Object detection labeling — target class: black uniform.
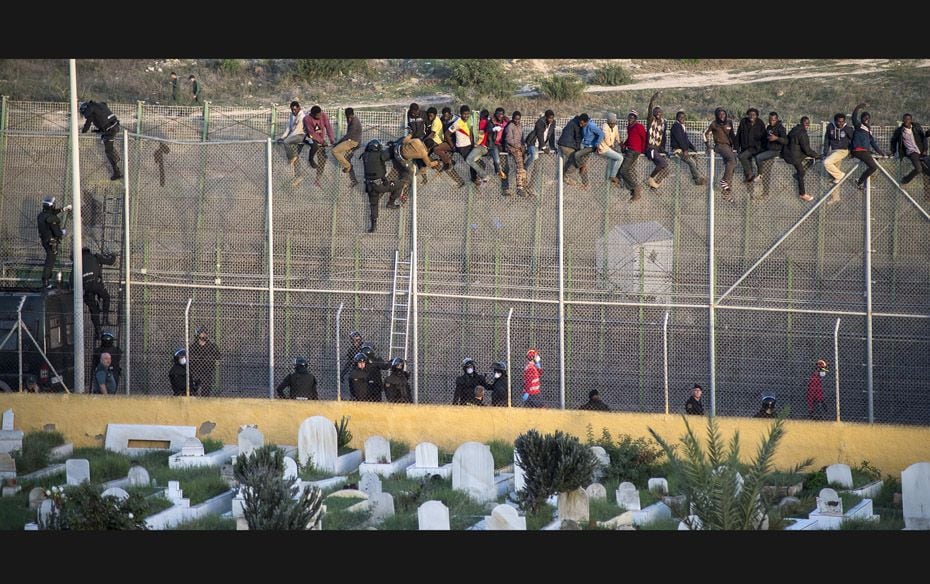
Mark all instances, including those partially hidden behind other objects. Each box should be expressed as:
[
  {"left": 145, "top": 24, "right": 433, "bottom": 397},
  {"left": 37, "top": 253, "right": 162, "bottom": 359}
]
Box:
[
  {"left": 453, "top": 371, "right": 489, "bottom": 405},
  {"left": 363, "top": 353, "right": 388, "bottom": 402},
  {"left": 72, "top": 248, "right": 116, "bottom": 337},
  {"left": 754, "top": 406, "right": 776, "bottom": 418},
  {"left": 80, "top": 101, "right": 122, "bottom": 179},
  {"left": 348, "top": 364, "right": 377, "bottom": 401},
  {"left": 579, "top": 398, "right": 611, "bottom": 411},
  {"left": 169, "top": 363, "right": 189, "bottom": 396},
  {"left": 91, "top": 338, "right": 122, "bottom": 387},
  {"left": 685, "top": 396, "right": 704, "bottom": 415},
  {"left": 340, "top": 340, "right": 365, "bottom": 381},
  {"left": 37, "top": 205, "right": 65, "bottom": 287},
  {"left": 276, "top": 369, "right": 318, "bottom": 400},
  {"left": 360, "top": 145, "right": 408, "bottom": 231},
  {"left": 188, "top": 340, "right": 221, "bottom": 397},
  {"left": 384, "top": 369, "right": 411, "bottom": 403},
  {"left": 489, "top": 373, "right": 508, "bottom": 407}
]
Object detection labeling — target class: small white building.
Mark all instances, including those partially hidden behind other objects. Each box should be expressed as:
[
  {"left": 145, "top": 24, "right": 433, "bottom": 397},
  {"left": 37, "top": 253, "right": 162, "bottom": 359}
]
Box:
[{"left": 595, "top": 221, "right": 674, "bottom": 304}]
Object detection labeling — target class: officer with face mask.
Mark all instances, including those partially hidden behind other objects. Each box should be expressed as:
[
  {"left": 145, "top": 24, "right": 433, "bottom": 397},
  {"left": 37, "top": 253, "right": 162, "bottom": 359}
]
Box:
[
  {"left": 276, "top": 357, "right": 318, "bottom": 400},
  {"left": 806, "top": 359, "right": 829, "bottom": 420},
  {"left": 348, "top": 352, "right": 373, "bottom": 402},
  {"left": 360, "top": 343, "right": 388, "bottom": 402},
  {"left": 453, "top": 358, "right": 488, "bottom": 405},
  {"left": 169, "top": 348, "right": 190, "bottom": 396},
  {"left": 37, "top": 195, "right": 71, "bottom": 289},
  {"left": 383, "top": 357, "right": 411, "bottom": 403},
  {"left": 489, "top": 361, "right": 508, "bottom": 407}
]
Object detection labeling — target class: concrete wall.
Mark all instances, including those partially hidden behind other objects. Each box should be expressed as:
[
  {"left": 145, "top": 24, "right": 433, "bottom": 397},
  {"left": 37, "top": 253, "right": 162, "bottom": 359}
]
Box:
[{"left": 2, "top": 393, "right": 928, "bottom": 476}]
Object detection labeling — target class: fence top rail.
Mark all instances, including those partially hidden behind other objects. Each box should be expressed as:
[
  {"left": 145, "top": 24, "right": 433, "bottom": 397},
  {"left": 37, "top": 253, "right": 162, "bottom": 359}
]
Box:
[{"left": 125, "top": 132, "right": 267, "bottom": 145}]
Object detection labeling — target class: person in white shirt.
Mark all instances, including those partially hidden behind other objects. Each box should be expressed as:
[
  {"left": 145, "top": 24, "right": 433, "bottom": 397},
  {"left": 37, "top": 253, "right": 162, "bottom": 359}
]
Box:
[{"left": 277, "top": 101, "right": 306, "bottom": 181}]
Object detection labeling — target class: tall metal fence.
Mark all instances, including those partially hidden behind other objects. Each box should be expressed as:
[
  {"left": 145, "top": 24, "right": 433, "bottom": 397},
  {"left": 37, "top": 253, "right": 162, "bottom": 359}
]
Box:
[{"left": 2, "top": 99, "right": 930, "bottom": 425}]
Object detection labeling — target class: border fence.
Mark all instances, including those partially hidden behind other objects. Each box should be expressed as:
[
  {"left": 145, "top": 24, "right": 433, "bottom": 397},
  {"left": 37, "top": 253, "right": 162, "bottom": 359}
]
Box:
[{"left": 2, "top": 98, "right": 929, "bottom": 425}]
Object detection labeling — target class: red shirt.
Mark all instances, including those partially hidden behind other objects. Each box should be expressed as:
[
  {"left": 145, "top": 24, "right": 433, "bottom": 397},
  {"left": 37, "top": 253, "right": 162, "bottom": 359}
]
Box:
[
  {"left": 523, "top": 361, "right": 541, "bottom": 395},
  {"left": 806, "top": 372, "right": 824, "bottom": 411},
  {"left": 624, "top": 122, "right": 647, "bottom": 154}
]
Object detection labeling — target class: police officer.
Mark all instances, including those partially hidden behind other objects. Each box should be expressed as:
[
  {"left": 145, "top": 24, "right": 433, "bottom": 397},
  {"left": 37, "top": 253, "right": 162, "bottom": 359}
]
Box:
[
  {"left": 275, "top": 357, "right": 319, "bottom": 400},
  {"left": 91, "top": 331, "right": 122, "bottom": 388},
  {"left": 383, "top": 357, "right": 411, "bottom": 403},
  {"left": 489, "top": 361, "right": 508, "bottom": 407},
  {"left": 360, "top": 343, "right": 387, "bottom": 402},
  {"left": 169, "top": 348, "right": 190, "bottom": 396},
  {"left": 359, "top": 139, "right": 407, "bottom": 233},
  {"left": 340, "top": 330, "right": 365, "bottom": 383},
  {"left": 754, "top": 392, "right": 777, "bottom": 418},
  {"left": 79, "top": 100, "right": 123, "bottom": 180},
  {"left": 348, "top": 352, "right": 374, "bottom": 402},
  {"left": 36, "top": 195, "right": 71, "bottom": 289},
  {"left": 453, "top": 358, "right": 488, "bottom": 405},
  {"left": 72, "top": 246, "right": 117, "bottom": 339}
]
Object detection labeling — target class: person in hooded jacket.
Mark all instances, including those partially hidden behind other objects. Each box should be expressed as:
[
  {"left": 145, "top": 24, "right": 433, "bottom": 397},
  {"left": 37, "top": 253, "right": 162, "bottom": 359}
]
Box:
[
  {"left": 383, "top": 357, "right": 411, "bottom": 403},
  {"left": 169, "top": 349, "right": 190, "bottom": 397},
  {"left": 275, "top": 357, "right": 318, "bottom": 400},
  {"left": 453, "top": 357, "right": 488, "bottom": 405}
]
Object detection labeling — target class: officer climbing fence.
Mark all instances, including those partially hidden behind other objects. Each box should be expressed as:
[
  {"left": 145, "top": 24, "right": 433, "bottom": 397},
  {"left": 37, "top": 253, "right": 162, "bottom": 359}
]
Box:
[{"left": 2, "top": 99, "right": 930, "bottom": 424}]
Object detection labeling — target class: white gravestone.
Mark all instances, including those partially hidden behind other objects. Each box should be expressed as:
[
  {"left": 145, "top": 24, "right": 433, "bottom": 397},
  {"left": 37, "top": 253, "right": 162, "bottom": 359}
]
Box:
[
  {"left": 415, "top": 442, "right": 439, "bottom": 468},
  {"left": 452, "top": 442, "right": 496, "bottom": 503},
  {"left": 167, "top": 481, "right": 184, "bottom": 504},
  {"left": 0, "top": 410, "right": 23, "bottom": 455},
  {"left": 370, "top": 492, "right": 395, "bottom": 523},
  {"left": 816, "top": 488, "right": 843, "bottom": 516},
  {"left": 485, "top": 504, "right": 526, "bottom": 530},
  {"left": 101, "top": 487, "right": 130, "bottom": 502},
  {"left": 590, "top": 446, "right": 610, "bottom": 480},
  {"left": 283, "top": 456, "right": 299, "bottom": 481},
  {"left": 616, "top": 482, "right": 641, "bottom": 511},
  {"left": 127, "top": 465, "right": 150, "bottom": 487},
  {"left": 364, "top": 436, "right": 391, "bottom": 464},
  {"left": 558, "top": 487, "right": 590, "bottom": 523},
  {"left": 180, "top": 437, "right": 205, "bottom": 457},
  {"left": 104, "top": 424, "right": 196, "bottom": 454},
  {"left": 359, "top": 472, "right": 383, "bottom": 499},
  {"left": 65, "top": 459, "right": 90, "bottom": 486},
  {"left": 28, "top": 487, "right": 46, "bottom": 510},
  {"left": 648, "top": 478, "right": 669, "bottom": 495},
  {"left": 418, "top": 500, "right": 451, "bottom": 530},
  {"left": 297, "top": 416, "right": 338, "bottom": 473},
  {"left": 585, "top": 483, "right": 607, "bottom": 501},
  {"left": 902, "top": 462, "right": 930, "bottom": 530},
  {"left": 238, "top": 426, "right": 264, "bottom": 458},
  {"left": 826, "top": 464, "right": 854, "bottom": 489},
  {"left": 0, "top": 453, "right": 15, "bottom": 480},
  {"left": 1, "top": 409, "right": 12, "bottom": 431}
]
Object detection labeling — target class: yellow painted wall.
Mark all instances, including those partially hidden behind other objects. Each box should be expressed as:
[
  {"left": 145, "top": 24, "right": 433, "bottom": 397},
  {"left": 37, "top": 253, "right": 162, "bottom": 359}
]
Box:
[{"left": 2, "top": 393, "right": 928, "bottom": 475}]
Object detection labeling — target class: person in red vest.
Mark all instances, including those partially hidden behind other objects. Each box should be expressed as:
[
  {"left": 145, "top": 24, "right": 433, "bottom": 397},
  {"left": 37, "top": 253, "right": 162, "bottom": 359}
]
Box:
[
  {"left": 806, "top": 359, "right": 829, "bottom": 420},
  {"left": 523, "top": 348, "right": 544, "bottom": 408}
]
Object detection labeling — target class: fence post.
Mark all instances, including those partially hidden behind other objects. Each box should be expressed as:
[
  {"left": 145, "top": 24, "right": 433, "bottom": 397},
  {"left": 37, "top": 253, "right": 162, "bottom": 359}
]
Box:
[
  {"left": 865, "top": 176, "right": 874, "bottom": 423},
  {"left": 506, "top": 307, "right": 514, "bottom": 408},
  {"left": 834, "top": 317, "right": 841, "bottom": 422},
  {"left": 411, "top": 171, "right": 419, "bottom": 404},
  {"left": 123, "top": 129, "right": 131, "bottom": 395},
  {"left": 135, "top": 100, "right": 144, "bottom": 134},
  {"left": 267, "top": 138, "right": 275, "bottom": 399},
  {"left": 708, "top": 146, "right": 717, "bottom": 417},
  {"left": 269, "top": 103, "right": 277, "bottom": 139},
  {"left": 17, "top": 296, "right": 24, "bottom": 392},
  {"left": 335, "top": 302, "right": 344, "bottom": 401},
  {"left": 663, "top": 311, "right": 670, "bottom": 415},
  {"left": 0, "top": 95, "right": 8, "bottom": 227},
  {"left": 69, "top": 60, "right": 85, "bottom": 394},
  {"left": 558, "top": 152, "right": 566, "bottom": 410},
  {"left": 202, "top": 101, "right": 210, "bottom": 142},
  {"left": 184, "top": 298, "right": 192, "bottom": 397}
]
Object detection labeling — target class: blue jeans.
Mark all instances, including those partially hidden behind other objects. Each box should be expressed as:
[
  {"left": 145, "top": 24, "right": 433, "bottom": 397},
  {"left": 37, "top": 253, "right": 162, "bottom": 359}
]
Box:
[{"left": 599, "top": 149, "right": 623, "bottom": 179}]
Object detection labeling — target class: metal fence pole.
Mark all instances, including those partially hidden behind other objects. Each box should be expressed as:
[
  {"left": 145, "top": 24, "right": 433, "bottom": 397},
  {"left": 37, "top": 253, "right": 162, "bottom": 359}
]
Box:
[
  {"left": 335, "top": 302, "right": 344, "bottom": 401},
  {"left": 834, "top": 317, "right": 841, "bottom": 422},
  {"left": 506, "top": 307, "right": 514, "bottom": 408},
  {"left": 123, "top": 129, "right": 131, "bottom": 395},
  {"left": 411, "top": 172, "right": 419, "bottom": 404},
  {"left": 663, "top": 311, "right": 670, "bottom": 415},
  {"left": 202, "top": 101, "right": 210, "bottom": 142},
  {"left": 17, "top": 297, "right": 24, "bottom": 391},
  {"left": 0, "top": 96, "right": 8, "bottom": 227},
  {"left": 865, "top": 176, "right": 874, "bottom": 423},
  {"left": 184, "top": 298, "right": 192, "bottom": 397},
  {"left": 267, "top": 138, "right": 275, "bottom": 399},
  {"left": 557, "top": 151, "right": 566, "bottom": 410},
  {"left": 69, "top": 59, "right": 85, "bottom": 394},
  {"left": 708, "top": 147, "right": 717, "bottom": 417}
]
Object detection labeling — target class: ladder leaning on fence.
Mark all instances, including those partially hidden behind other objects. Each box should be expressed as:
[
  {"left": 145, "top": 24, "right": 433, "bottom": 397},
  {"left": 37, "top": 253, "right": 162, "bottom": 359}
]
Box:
[{"left": 388, "top": 250, "right": 412, "bottom": 362}]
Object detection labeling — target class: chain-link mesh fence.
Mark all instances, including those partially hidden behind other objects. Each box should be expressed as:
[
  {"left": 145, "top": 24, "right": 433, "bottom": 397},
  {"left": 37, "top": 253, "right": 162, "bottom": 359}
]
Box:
[{"left": 3, "top": 98, "right": 930, "bottom": 424}]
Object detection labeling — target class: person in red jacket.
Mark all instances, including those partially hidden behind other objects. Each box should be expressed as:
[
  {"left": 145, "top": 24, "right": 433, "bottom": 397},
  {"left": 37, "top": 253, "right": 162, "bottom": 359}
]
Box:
[
  {"left": 806, "top": 359, "right": 829, "bottom": 420},
  {"left": 617, "top": 110, "right": 647, "bottom": 202},
  {"left": 523, "top": 348, "right": 544, "bottom": 408}
]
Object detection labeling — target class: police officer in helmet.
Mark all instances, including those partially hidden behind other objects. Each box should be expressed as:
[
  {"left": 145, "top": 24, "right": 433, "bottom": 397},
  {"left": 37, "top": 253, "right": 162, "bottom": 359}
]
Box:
[
  {"left": 383, "top": 357, "right": 411, "bottom": 403},
  {"left": 92, "top": 331, "right": 123, "bottom": 388},
  {"left": 72, "top": 246, "right": 117, "bottom": 339},
  {"left": 453, "top": 357, "right": 488, "bottom": 405},
  {"left": 276, "top": 357, "right": 319, "bottom": 400},
  {"left": 360, "top": 343, "right": 387, "bottom": 402},
  {"left": 36, "top": 195, "right": 71, "bottom": 289},
  {"left": 79, "top": 100, "right": 123, "bottom": 180},
  {"left": 348, "top": 352, "right": 373, "bottom": 401},
  {"left": 489, "top": 360, "right": 508, "bottom": 407},
  {"left": 169, "top": 348, "right": 190, "bottom": 397},
  {"left": 359, "top": 139, "right": 408, "bottom": 233},
  {"left": 754, "top": 391, "right": 777, "bottom": 418}
]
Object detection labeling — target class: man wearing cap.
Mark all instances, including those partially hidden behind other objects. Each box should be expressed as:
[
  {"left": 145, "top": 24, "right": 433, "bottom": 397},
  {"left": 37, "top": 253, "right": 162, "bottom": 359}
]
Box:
[
  {"left": 644, "top": 91, "right": 670, "bottom": 190},
  {"left": 523, "top": 348, "right": 544, "bottom": 408},
  {"left": 685, "top": 384, "right": 704, "bottom": 415},
  {"left": 579, "top": 389, "right": 610, "bottom": 411},
  {"left": 599, "top": 112, "right": 624, "bottom": 183},
  {"left": 618, "top": 109, "right": 647, "bottom": 201},
  {"left": 806, "top": 359, "right": 828, "bottom": 420},
  {"left": 188, "top": 327, "right": 221, "bottom": 397}
]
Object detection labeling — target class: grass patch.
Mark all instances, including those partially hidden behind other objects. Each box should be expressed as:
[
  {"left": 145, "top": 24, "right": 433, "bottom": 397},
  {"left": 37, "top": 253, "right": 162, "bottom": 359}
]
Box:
[
  {"left": 321, "top": 494, "right": 371, "bottom": 530},
  {"left": 377, "top": 512, "right": 418, "bottom": 531},
  {"left": 298, "top": 460, "right": 335, "bottom": 482},
  {"left": 639, "top": 488, "right": 660, "bottom": 508},
  {"left": 201, "top": 438, "right": 224, "bottom": 454},
  {"left": 146, "top": 465, "right": 229, "bottom": 506},
  {"left": 141, "top": 494, "right": 175, "bottom": 517},
  {"left": 171, "top": 514, "right": 236, "bottom": 530},
  {"left": 637, "top": 517, "right": 680, "bottom": 530},
  {"left": 487, "top": 439, "right": 513, "bottom": 470},
  {"left": 766, "top": 471, "right": 807, "bottom": 487},
  {"left": 840, "top": 514, "right": 904, "bottom": 530},
  {"left": 588, "top": 494, "right": 623, "bottom": 524},
  {"left": 389, "top": 439, "right": 409, "bottom": 462},
  {"left": 0, "top": 494, "right": 34, "bottom": 530},
  {"left": 839, "top": 492, "right": 864, "bottom": 511},
  {"left": 524, "top": 506, "right": 555, "bottom": 531},
  {"left": 11, "top": 430, "right": 66, "bottom": 475},
  {"left": 70, "top": 447, "right": 132, "bottom": 483},
  {"left": 437, "top": 448, "right": 454, "bottom": 466}
]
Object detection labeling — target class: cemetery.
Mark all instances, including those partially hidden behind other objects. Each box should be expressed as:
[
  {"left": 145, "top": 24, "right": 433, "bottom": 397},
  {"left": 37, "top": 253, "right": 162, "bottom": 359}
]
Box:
[{"left": 0, "top": 403, "right": 927, "bottom": 531}]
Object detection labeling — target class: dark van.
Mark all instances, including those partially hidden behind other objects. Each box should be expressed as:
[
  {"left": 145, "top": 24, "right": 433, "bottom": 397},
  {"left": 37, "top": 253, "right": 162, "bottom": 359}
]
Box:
[{"left": 0, "top": 289, "right": 74, "bottom": 392}]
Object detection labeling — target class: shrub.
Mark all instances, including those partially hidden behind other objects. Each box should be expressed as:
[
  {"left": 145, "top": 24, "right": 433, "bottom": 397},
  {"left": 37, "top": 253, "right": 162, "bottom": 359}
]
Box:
[
  {"left": 235, "top": 444, "right": 323, "bottom": 530},
  {"left": 514, "top": 430, "right": 598, "bottom": 514},
  {"left": 649, "top": 414, "right": 789, "bottom": 530},
  {"left": 293, "top": 59, "right": 369, "bottom": 81},
  {"left": 217, "top": 59, "right": 242, "bottom": 73},
  {"left": 335, "top": 416, "right": 353, "bottom": 451},
  {"left": 588, "top": 426, "right": 665, "bottom": 487},
  {"left": 201, "top": 437, "right": 224, "bottom": 454},
  {"left": 444, "top": 59, "right": 516, "bottom": 102},
  {"left": 592, "top": 64, "right": 632, "bottom": 86},
  {"left": 538, "top": 75, "right": 587, "bottom": 102},
  {"left": 41, "top": 483, "right": 149, "bottom": 530}
]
